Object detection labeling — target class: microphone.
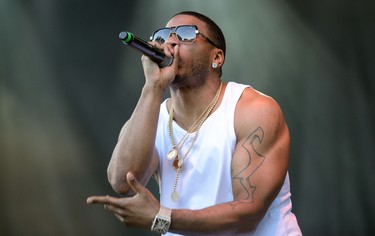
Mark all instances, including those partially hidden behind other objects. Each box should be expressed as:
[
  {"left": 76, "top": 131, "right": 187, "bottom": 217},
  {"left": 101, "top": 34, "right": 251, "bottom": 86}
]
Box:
[{"left": 119, "top": 31, "right": 173, "bottom": 68}]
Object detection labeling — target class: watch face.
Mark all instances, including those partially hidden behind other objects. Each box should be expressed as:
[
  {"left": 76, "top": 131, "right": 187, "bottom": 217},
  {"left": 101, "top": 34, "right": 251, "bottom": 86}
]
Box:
[
  {"left": 152, "top": 216, "right": 171, "bottom": 234},
  {"left": 155, "top": 218, "right": 168, "bottom": 233}
]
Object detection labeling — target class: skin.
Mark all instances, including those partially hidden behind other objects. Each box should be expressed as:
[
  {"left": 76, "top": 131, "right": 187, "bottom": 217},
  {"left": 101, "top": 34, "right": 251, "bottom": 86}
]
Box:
[{"left": 87, "top": 14, "right": 290, "bottom": 235}]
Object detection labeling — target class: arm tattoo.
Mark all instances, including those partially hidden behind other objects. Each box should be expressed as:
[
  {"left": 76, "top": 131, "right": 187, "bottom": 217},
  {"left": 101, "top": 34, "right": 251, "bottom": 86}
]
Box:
[{"left": 232, "top": 127, "right": 265, "bottom": 207}]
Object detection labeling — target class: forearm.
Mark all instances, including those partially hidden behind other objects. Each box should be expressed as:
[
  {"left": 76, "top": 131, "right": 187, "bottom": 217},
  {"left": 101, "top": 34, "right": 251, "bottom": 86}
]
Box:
[
  {"left": 108, "top": 83, "right": 164, "bottom": 194},
  {"left": 168, "top": 201, "right": 265, "bottom": 235}
]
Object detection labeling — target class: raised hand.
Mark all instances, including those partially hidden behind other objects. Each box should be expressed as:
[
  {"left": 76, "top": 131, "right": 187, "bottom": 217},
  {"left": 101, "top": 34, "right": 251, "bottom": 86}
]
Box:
[{"left": 87, "top": 172, "right": 160, "bottom": 230}]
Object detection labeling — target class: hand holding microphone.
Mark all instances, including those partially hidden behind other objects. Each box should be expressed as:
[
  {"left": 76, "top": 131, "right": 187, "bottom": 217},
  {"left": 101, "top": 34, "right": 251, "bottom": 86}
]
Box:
[{"left": 119, "top": 31, "right": 173, "bottom": 68}]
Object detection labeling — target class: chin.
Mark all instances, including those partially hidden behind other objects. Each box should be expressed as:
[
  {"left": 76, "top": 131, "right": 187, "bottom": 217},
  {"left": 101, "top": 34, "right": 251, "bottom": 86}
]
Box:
[{"left": 170, "top": 77, "right": 184, "bottom": 90}]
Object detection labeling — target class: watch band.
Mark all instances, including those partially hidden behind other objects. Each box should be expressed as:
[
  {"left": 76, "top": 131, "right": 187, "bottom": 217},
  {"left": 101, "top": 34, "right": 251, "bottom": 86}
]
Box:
[{"left": 151, "top": 206, "right": 172, "bottom": 234}]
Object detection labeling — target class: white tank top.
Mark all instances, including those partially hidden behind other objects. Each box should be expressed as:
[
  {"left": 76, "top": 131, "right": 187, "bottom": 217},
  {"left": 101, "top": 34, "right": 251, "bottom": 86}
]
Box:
[{"left": 155, "top": 82, "right": 301, "bottom": 235}]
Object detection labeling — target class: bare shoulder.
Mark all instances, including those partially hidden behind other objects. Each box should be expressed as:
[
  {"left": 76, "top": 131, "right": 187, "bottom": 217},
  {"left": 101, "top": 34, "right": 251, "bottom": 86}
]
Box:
[
  {"left": 234, "top": 87, "right": 288, "bottom": 155},
  {"left": 236, "top": 87, "right": 283, "bottom": 119}
]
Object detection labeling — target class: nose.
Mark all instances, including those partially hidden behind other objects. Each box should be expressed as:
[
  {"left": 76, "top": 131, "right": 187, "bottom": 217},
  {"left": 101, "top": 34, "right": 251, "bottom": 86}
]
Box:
[{"left": 165, "top": 32, "right": 179, "bottom": 46}]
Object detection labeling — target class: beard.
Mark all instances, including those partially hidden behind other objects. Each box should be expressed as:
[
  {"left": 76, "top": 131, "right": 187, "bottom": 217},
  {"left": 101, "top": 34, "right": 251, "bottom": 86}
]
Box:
[{"left": 170, "top": 55, "right": 210, "bottom": 90}]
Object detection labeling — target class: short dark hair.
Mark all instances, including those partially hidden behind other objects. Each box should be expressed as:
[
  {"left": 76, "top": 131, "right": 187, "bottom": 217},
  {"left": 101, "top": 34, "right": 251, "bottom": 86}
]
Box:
[{"left": 173, "top": 11, "right": 226, "bottom": 56}]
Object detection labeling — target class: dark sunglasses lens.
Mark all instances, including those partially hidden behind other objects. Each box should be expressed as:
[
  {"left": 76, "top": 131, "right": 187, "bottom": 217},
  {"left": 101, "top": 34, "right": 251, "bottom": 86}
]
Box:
[
  {"left": 152, "top": 29, "right": 171, "bottom": 43},
  {"left": 176, "top": 26, "right": 196, "bottom": 42}
]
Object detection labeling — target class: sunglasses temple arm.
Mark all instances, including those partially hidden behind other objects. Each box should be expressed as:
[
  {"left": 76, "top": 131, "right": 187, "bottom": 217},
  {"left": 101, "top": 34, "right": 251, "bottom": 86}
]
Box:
[{"left": 119, "top": 31, "right": 173, "bottom": 68}]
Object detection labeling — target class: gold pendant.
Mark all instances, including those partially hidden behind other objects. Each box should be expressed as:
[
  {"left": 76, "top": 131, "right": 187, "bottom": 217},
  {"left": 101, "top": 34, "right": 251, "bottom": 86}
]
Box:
[
  {"left": 178, "top": 159, "right": 183, "bottom": 168},
  {"left": 166, "top": 148, "right": 178, "bottom": 160},
  {"left": 173, "top": 159, "right": 180, "bottom": 170},
  {"left": 171, "top": 191, "right": 179, "bottom": 202}
]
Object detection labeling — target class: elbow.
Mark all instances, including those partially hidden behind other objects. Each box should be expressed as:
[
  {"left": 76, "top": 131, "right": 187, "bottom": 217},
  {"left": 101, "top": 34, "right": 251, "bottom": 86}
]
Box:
[
  {"left": 107, "top": 167, "right": 131, "bottom": 195},
  {"left": 109, "top": 178, "right": 130, "bottom": 195},
  {"left": 234, "top": 208, "right": 267, "bottom": 234},
  {"left": 234, "top": 218, "right": 262, "bottom": 234}
]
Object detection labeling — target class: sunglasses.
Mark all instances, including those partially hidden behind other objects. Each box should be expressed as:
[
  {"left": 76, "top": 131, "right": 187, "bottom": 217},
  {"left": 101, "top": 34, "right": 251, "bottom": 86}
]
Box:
[{"left": 150, "top": 25, "right": 220, "bottom": 49}]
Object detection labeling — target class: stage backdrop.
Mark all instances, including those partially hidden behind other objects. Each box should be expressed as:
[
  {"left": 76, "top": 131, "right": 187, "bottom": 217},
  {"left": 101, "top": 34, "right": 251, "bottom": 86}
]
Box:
[{"left": 1, "top": 0, "right": 374, "bottom": 235}]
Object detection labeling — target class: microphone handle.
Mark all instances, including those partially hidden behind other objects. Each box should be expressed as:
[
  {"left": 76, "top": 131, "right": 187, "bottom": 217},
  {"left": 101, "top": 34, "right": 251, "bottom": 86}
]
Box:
[{"left": 119, "top": 31, "right": 173, "bottom": 68}]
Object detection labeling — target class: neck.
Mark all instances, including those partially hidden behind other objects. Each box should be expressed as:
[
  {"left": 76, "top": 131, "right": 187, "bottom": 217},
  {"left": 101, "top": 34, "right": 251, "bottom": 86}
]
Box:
[{"left": 169, "top": 79, "right": 224, "bottom": 130}]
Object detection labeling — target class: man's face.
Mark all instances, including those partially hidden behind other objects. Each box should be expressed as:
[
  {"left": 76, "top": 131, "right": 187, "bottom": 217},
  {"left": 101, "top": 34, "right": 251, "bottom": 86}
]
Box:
[{"left": 164, "top": 15, "right": 214, "bottom": 89}]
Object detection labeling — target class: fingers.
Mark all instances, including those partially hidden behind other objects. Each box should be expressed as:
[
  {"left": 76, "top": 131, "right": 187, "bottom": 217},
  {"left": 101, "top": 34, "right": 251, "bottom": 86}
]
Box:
[
  {"left": 86, "top": 195, "right": 105, "bottom": 205},
  {"left": 86, "top": 195, "right": 121, "bottom": 207},
  {"left": 148, "top": 41, "right": 177, "bottom": 60},
  {"left": 148, "top": 41, "right": 163, "bottom": 50},
  {"left": 105, "top": 203, "right": 124, "bottom": 216},
  {"left": 87, "top": 194, "right": 139, "bottom": 227},
  {"left": 126, "top": 172, "right": 144, "bottom": 196},
  {"left": 86, "top": 173, "right": 141, "bottom": 205},
  {"left": 87, "top": 182, "right": 159, "bottom": 229},
  {"left": 87, "top": 195, "right": 125, "bottom": 213},
  {"left": 87, "top": 172, "right": 141, "bottom": 206},
  {"left": 114, "top": 213, "right": 125, "bottom": 223},
  {"left": 163, "top": 44, "right": 175, "bottom": 59},
  {"left": 149, "top": 41, "right": 173, "bottom": 56}
]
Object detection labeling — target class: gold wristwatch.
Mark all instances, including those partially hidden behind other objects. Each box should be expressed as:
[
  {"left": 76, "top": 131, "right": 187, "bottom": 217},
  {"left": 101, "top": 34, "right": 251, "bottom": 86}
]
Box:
[{"left": 151, "top": 206, "right": 172, "bottom": 234}]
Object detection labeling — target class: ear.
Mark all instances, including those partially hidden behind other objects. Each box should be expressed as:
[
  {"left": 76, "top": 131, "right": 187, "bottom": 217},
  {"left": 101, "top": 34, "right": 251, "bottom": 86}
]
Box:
[{"left": 212, "top": 49, "right": 225, "bottom": 68}]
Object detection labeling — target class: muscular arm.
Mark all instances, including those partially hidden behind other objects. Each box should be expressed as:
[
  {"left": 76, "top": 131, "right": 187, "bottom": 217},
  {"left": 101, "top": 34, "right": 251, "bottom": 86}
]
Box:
[
  {"left": 169, "top": 88, "right": 290, "bottom": 234},
  {"left": 107, "top": 84, "right": 163, "bottom": 194},
  {"left": 108, "top": 44, "right": 179, "bottom": 195}
]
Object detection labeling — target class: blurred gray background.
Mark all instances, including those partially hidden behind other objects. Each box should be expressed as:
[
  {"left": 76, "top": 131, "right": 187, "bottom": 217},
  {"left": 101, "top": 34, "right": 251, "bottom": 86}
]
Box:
[{"left": 1, "top": 0, "right": 374, "bottom": 235}]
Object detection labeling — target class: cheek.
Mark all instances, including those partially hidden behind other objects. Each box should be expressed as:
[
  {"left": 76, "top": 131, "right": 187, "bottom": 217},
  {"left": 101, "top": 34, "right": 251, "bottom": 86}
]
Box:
[
  {"left": 177, "top": 45, "right": 199, "bottom": 61},
  {"left": 176, "top": 53, "right": 192, "bottom": 73},
  {"left": 176, "top": 46, "right": 210, "bottom": 73}
]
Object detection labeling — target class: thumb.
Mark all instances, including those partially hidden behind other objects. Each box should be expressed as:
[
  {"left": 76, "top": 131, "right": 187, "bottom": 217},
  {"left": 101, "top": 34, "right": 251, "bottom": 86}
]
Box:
[{"left": 127, "top": 172, "right": 143, "bottom": 195}]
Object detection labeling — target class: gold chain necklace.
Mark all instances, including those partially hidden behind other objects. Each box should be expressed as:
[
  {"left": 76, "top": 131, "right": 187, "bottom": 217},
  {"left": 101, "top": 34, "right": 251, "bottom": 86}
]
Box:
[
  {"left": 167, "top": 82, "right": 222, "bottom": 202},
  {"left": 166, "top": 103, "right": 213, "bottom": 163}
]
